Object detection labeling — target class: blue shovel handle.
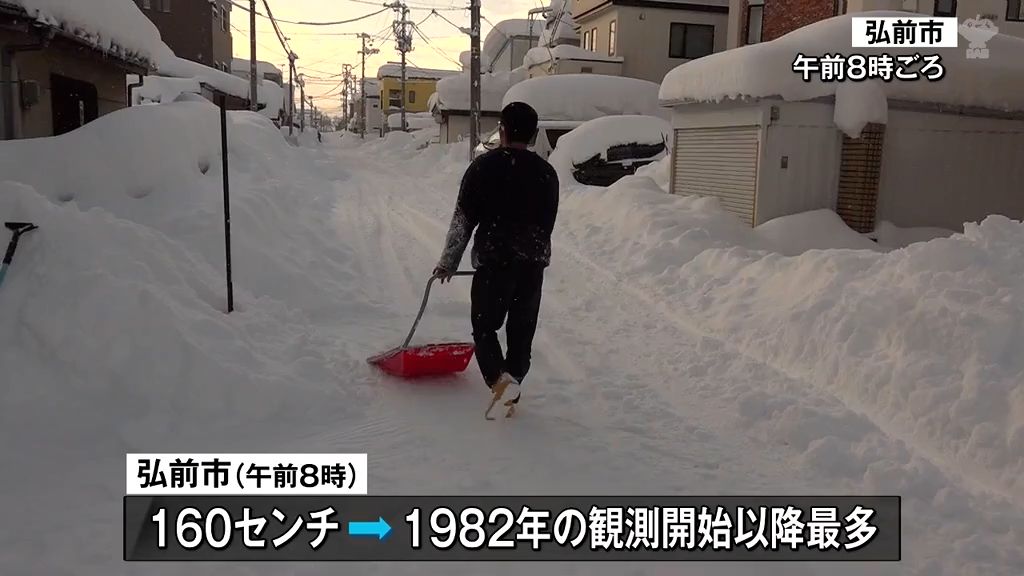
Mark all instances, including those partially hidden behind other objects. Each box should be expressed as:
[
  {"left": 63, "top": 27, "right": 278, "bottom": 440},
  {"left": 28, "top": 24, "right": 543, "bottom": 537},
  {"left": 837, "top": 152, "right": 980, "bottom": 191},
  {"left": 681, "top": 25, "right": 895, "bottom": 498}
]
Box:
[{"left": 0, "top": 222, "right": 38, "bottom": 289}]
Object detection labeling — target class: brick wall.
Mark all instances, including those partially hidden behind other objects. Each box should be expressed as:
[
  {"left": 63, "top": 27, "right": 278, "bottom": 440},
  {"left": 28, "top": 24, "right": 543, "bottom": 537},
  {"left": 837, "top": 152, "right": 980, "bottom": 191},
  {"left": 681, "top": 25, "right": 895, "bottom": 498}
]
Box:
[
  {"left": 136, "top": 0, "right": 231, "bottom": 69},
  {"left": 762, "top": 0, "right": 837, "bottom": 41}
]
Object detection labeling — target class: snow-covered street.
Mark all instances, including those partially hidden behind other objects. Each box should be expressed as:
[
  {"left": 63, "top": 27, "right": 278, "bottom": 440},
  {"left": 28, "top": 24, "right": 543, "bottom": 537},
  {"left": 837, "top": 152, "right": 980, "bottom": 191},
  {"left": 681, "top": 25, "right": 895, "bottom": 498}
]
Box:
[{"left": 2, "top": 105, "right": 1022, "bottom": 574}]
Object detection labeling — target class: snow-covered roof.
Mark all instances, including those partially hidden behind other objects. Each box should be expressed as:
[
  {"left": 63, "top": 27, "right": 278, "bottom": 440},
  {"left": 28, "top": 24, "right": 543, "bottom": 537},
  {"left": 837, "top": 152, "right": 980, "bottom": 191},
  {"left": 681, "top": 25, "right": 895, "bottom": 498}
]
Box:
[
  {"left": 0, "top": 0, "right": 165, "bottom": 67},
  {"left": 538, "top": 0, "right": 577, "bottom": 47},
  {"left": 503, "top": 74, "right": 667, "bottom": 121},
  {"left": 432, "top": 67, "right": 528, "bottom": 113},
  {"left": 484, "top": 19, "right": 543, "bottom": 61},
  {"left": 158, "top": 56, "right": 252, "bottom": 100},
  {"left": 660, "top": 11, "right": 1024, "bottom": 117},
  {"left": 524, "top": 44, "right": 623, "bottom": 68},
  {"left": 376, "top": 64, "right": 460, "bottom": 80},
  {"left": 231, "top": 58, "right": 284, "bottom": 79},
  {"left": 153, "top": 56, "right": 281, "bottom": 114}
]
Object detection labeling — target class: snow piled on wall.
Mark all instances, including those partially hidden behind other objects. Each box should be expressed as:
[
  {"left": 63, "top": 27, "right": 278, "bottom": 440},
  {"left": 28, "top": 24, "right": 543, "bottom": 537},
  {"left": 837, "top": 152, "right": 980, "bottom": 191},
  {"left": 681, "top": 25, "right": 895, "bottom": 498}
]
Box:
[
  {"left": 503, "top": 74, "right": 667, "bottom": 121},
  {"left": 661, "top": 12, "right": 1024, "bottom": 122}
]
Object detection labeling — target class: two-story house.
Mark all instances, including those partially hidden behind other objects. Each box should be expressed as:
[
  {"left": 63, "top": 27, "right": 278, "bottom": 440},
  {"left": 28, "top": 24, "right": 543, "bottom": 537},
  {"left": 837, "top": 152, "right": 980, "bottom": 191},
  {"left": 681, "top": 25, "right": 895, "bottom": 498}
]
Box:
[
  {"left": 376, "top": 64, "right": 459, "bottom": 128},
  {"left": 135, "top": 0, "right": 234, "bottom": 71},
  {"left": 727, "top": 0, "right": 1024, "bottom": 49},
  {"left": 570, "top": 0, "right": 730, "bottom": 83}
]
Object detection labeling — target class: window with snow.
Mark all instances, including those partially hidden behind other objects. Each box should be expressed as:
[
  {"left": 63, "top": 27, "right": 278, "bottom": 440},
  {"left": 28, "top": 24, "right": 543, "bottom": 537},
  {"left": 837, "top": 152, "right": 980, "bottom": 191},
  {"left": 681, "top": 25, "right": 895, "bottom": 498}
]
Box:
[
  {"left": 669, "top": 23, "right": 714, "bottom": 59},
  {"left": 388, "top": 89, "right": 401, "bottom": 109}
]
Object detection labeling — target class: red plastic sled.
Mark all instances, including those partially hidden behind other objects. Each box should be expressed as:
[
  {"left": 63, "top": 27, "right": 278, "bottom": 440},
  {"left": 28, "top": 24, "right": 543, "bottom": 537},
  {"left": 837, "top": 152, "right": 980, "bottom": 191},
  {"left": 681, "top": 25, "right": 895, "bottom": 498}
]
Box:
[{"left": 368, "top": 272, "right": 476, "bottom": 379}]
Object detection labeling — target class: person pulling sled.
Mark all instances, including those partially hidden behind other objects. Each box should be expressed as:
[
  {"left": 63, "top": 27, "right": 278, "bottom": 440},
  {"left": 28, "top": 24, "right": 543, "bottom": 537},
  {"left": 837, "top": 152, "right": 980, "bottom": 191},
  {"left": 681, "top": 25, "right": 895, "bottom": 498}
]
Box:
[{"left": 433, "top": 102, "right": 560, "bottom": 419}]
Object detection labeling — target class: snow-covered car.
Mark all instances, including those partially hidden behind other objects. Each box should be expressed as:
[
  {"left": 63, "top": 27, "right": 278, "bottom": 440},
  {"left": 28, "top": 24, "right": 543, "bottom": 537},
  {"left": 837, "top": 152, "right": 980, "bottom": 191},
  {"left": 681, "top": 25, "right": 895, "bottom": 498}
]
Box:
[
  {"left": 475, "top": 120, "right": 582, "bottom": 159},
  {"left": 548, "top": 115, "right": 672, "bottom": 187}
]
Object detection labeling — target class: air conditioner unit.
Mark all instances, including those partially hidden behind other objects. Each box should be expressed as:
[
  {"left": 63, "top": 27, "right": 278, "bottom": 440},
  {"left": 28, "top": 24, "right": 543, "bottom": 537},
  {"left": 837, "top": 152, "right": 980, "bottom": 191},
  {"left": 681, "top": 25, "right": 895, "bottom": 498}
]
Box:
[{"left": 19, "top": 79, "right": 40, "bottom": 109}]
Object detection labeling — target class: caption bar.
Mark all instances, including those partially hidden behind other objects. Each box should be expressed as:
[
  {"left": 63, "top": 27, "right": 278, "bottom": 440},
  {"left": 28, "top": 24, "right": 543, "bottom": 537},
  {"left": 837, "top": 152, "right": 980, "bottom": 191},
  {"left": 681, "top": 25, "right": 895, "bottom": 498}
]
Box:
[
  {"left": 124, "top": 496, "right": 900, "bottom": 561},
  {"left": 851, "top": 16, "right": 958, "bottom": 48},
  {"left": 126, "top": 454, "right": 368, "bottom": 495}
]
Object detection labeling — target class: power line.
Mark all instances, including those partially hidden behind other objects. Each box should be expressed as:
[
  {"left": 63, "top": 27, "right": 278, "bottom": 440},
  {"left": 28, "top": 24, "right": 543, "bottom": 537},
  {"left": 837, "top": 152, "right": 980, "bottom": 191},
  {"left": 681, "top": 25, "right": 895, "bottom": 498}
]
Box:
[
  {"left": 229, "top": 1, "right": 391, "bottom": 26},
  {"left": 412, "top": 24, "right": 462, "bottom": 68},
  {"left": 429, "top": 9, "right": 465, "bottom": 35},
  {"left": 348, "top": 0, "right": 464, "bottom": 10}
]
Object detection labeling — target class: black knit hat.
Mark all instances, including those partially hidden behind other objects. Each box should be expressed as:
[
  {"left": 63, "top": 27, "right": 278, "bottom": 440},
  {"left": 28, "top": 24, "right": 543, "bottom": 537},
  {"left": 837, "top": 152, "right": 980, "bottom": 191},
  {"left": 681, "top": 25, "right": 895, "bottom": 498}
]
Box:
[{"left": 500, "top": 101, "right": 539, "bottom": 144}]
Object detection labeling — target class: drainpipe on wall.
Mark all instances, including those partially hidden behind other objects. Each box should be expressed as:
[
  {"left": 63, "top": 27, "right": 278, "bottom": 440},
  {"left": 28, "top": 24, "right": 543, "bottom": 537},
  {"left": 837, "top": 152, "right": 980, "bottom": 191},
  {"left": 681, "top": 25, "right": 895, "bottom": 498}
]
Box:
[
  {"left": 2, "top": 31, "right": 52, "bottom": 140},
  {"left": 126, "top": 74, "right": 146, "bottom": 107}
]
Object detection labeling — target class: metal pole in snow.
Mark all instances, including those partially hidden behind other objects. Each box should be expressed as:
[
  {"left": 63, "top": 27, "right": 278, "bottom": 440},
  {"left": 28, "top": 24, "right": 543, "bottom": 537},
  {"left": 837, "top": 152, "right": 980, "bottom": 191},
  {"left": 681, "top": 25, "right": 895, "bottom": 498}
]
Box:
[{"left": 218, "top": 95, "right": 234, "bottom": 313}]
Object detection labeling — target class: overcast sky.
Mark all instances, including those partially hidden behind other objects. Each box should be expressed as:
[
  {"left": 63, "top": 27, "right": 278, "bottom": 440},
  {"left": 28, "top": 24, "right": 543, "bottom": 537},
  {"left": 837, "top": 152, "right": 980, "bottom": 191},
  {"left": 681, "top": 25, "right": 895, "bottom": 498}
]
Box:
[{"left": 231, "top": 0, "right": 545, "bottom": 114}]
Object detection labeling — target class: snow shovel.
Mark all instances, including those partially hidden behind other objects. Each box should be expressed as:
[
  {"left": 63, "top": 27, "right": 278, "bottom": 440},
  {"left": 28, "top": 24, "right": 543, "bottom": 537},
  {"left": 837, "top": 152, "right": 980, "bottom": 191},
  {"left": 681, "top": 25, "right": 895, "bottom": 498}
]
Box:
[
  {"left": 0, "top": 222, "right": 38, "bottom": 289},
  {"left": 367, "top": 271, "right": 476, "bottom": 378}
]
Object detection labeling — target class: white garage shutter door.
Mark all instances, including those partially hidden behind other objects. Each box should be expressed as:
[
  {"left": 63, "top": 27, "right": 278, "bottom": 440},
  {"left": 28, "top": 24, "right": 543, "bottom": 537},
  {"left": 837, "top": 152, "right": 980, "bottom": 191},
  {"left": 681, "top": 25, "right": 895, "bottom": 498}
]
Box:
[{"left": 673, "top": 126, "right": 760, "bottom": 226}]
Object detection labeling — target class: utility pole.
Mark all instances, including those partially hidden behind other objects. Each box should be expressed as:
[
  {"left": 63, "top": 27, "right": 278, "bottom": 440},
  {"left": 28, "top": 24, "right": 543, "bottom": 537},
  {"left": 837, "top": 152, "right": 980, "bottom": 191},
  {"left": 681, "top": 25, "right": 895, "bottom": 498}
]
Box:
[
  {"left": 249, "top": 0, "right": 258, "bottom": 112},
  {"left": 299, "top": 74, "right": 306, "bottom": 132},
  {"left": 385, "top": 1, "right": 409, "bottom": 131},
  {"left": 357, "top": 33, "right": 379, "bottom": 139},
  {"left": 288, "top": 52, "right": 297, "bottom": 136},
  {"left": 469, "top": 0, "right": 481, "bottom": 159},
  {"left": 341, "top": 64, "right": 352, "bottom": 129}
]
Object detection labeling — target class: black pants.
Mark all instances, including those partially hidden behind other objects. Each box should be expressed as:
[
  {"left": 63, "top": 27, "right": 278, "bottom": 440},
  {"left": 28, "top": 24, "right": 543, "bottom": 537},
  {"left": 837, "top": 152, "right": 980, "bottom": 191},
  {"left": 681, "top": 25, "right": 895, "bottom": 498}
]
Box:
[{"left": 471, "top": 263, "right": 545, "bottom": 395}]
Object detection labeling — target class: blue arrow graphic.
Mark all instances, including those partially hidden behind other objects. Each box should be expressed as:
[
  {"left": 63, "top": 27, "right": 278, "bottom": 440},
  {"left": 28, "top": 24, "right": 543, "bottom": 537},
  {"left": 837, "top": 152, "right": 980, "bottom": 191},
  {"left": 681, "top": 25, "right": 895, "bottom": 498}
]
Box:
[{"left": 347, "top": 517, "right": 392, "bottom": 540}]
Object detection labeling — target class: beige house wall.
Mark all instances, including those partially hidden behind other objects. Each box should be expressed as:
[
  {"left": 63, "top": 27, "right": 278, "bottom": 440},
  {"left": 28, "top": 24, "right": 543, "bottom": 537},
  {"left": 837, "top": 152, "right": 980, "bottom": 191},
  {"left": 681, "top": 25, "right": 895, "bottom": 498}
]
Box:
[
  {"left": 1, "top": 29, "right": 134, "bottom": 139},
  {"left": 575, "top": 3, "right": 729, "bottom": 84}
]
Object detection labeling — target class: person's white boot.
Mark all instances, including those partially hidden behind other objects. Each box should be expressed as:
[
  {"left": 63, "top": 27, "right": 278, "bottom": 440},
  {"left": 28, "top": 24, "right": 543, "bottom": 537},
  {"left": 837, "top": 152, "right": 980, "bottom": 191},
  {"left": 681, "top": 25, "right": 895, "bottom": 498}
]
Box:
[{"left": 485, "top": 373, "right": 520, "bottom": 420}]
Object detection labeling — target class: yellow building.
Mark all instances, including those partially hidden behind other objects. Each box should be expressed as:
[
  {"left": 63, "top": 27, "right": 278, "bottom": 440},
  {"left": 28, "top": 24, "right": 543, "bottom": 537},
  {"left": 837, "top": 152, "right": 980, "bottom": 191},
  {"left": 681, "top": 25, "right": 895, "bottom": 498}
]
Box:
[{"left": 377, "top": 64, "right": 459, "bottom": 129}]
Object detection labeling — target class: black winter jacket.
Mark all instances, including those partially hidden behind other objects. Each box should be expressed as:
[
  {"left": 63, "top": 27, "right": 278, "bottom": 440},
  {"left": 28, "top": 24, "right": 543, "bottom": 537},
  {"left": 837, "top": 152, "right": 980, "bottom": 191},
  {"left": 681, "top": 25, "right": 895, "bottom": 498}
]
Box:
[{"left": 437, "top": 147, "right": 560, "bottom": 271}]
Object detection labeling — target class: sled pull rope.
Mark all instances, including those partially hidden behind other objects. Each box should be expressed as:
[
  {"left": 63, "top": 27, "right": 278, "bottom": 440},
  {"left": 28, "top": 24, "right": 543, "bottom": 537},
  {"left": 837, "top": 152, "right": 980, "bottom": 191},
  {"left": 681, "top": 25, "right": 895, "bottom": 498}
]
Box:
[{"left": 402, "top": 271, "right": 474, "bottom": 349}]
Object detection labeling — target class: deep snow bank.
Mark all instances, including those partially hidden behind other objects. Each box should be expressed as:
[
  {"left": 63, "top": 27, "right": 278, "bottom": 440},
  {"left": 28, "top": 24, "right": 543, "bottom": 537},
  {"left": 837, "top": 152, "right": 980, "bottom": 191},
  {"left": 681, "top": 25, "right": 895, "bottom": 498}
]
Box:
[
  {"left": 0, "top": 101, "right": 371, "bottom": 574},
  {"left": 560, "top": 173, "right": 1024, "bottom": 498}
]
